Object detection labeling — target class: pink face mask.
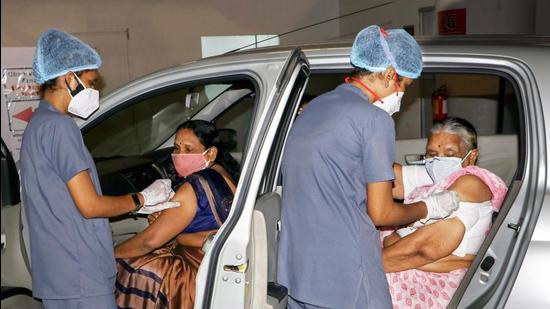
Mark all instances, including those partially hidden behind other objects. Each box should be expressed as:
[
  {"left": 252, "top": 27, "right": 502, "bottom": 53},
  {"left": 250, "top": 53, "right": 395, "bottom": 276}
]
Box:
[{"left": 171, "top": 149, "right": 210, "bottom": 177}]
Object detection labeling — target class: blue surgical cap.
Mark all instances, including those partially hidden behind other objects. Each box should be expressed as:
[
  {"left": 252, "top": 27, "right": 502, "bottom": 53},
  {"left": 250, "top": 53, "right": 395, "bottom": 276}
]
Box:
[
  {"left": 350, "top": 25, "right": 422, "bottom": 79},
  {"left": 33, "top": 29, "right": 102, "bottom": 84}
]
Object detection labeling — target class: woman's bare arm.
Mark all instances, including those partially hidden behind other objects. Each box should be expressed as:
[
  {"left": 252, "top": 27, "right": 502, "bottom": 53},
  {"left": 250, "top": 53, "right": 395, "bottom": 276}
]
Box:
[
  {"left": 114, "top": 182, "right": 197, "bottom": 259},
  {"left": 382, "top": 218, "right": 465, "bottom": 273},
  {"left": 383, "top": 172, "right": 493, "bottom": 272},
  {"left": 382, "top": 232, "right": 401, "bottom": 248},
  {"left": 67, "top": 170, "right": 138, "bottom": 218}
]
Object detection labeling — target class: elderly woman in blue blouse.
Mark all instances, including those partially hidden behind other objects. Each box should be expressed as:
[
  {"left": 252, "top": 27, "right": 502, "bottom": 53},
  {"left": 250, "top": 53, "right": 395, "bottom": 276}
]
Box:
[{"left": 114, "top": 120, "right": 239, "bottom": 309}]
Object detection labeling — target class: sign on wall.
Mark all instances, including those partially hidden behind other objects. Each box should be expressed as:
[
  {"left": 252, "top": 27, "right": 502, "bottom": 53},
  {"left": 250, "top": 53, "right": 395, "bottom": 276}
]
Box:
[
  {"left": 1, "top": 47, "right": 39, "bottom": 162},
  {"left": 2, "top": 68, "right": 40, "bottom": 131},
  {"left": 438, "top": 8, "right": 467, "bottom": 35}
]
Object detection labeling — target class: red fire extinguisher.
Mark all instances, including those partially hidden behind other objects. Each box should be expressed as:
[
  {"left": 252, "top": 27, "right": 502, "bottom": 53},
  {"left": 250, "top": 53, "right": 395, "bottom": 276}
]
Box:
[{"left": 432, "top": 85, "right": 448, "bottom": 121}]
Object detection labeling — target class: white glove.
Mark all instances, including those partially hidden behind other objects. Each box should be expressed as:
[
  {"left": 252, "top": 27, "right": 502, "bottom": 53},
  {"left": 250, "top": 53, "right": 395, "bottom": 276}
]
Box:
[
  {"left": 137, "top": 200, "right": 180, "bottom": 215},
  {"left": 140, "top": 179, "right": 173, "bottom": 206},
  {"left": 420, "top": 190, "right": 460, "bottom": 223}
]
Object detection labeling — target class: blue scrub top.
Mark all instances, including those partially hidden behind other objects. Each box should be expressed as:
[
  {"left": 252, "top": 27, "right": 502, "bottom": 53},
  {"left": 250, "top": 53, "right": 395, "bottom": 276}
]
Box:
[
  {"left": 20, "top": 101, "right": 115, "bottom": 299},
  {"left": 278, "top": 84, "right": 395, "bottom": 308}
]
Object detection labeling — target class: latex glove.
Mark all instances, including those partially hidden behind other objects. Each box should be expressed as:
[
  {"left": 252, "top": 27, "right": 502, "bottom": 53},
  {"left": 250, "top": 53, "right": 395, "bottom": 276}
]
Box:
[
  {"left": 140, "top": 179, "right": 173, "bottom": 206},
  {"left": 137, "top": 200, "right": 180, "bottom": 215},
  {"left": 419, "top": 190, "right": 460, "bottom": 224}
]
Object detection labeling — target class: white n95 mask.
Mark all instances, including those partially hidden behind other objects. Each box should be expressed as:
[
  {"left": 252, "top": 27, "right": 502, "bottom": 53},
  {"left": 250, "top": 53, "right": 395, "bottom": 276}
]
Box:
[
  {"left": 66, "top": 73, "right": 99, "bottom": 119},
  {"left": 425, "top": 150, "right": 472, "bottom": 183},
  {"left": 373, "top": 91, "right": 404, "bottom": 116}
]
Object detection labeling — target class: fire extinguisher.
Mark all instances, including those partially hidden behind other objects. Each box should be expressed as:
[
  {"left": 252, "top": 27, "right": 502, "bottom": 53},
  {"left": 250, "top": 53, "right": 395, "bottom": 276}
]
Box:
[{"left": 432, "top": 85, "right": 448, "bottom": 121}]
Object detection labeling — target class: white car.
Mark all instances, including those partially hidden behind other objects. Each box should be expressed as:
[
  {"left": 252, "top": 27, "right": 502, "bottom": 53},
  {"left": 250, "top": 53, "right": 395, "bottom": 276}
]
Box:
[{"left": 2, "top": 37, "right": 549, "bottom": 308}]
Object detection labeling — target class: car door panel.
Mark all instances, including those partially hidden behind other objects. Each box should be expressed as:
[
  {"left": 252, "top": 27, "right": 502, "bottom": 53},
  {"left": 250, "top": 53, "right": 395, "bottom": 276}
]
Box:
[
  {"left": 196, "top": 49, "right": 309, "bottom": 309},
  {"left": 1, "top": 139, "right": 42, "bottom": 307}
]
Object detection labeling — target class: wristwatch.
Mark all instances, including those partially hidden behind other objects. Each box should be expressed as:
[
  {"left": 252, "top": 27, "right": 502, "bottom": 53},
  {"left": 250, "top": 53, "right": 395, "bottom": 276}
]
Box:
[{"left": 131, "top": 193, "right": 143, "bottom": 215}]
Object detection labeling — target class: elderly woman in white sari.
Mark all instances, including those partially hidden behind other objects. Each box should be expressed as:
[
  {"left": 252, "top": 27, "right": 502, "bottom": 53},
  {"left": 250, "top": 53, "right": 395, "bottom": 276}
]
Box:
[{"left": 382, "top": 117, "right": 508, "bottom": 308}]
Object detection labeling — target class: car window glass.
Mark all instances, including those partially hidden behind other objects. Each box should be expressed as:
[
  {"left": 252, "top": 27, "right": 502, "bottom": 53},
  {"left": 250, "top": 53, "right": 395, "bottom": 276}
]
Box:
[
  {"left": 214, "top": 93, "right": 255, "bottom": 162},
  {"left": 394, "top": 73, "right": 519, "bottom": 138},
  {"left": 302, "top": 71, "right": 521, "bottom": 186},
  {"left": 83, "top": 83, "right": 238, "bottom": 159},
  {"left": 304, "top": 72, "right": 519, "bottom": 138}
]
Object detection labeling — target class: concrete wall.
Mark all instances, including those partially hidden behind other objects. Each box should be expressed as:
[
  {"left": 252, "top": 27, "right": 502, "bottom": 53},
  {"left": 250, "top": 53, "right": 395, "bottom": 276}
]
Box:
[
  {"left": 436, "top": 0, "right": 537, "bottom": 35},
  {"left": 3, "top": 0, "right": 545, "bottom": 94},
  {"left": 1, "top": 0, "right": 340, "bottom": 94},
  {"left": 536, "top": 0, "right": 550, "bottom": 35},
  {"left": 338, "top": 0, "right": 436, "bottom": 39},
  {"left": 339, "top": 0, "right": 547, "bottom": 37}
]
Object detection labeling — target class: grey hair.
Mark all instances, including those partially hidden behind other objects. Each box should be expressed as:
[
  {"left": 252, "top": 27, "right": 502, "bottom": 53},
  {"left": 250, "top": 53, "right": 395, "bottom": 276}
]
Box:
[{"left": 430, "top": 117, "right": 478, "bottom": 151}]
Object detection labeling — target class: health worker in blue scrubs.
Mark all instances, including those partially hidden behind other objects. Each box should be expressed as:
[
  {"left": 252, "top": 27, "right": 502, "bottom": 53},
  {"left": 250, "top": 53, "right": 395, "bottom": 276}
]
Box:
[
  {"left": 278, "top": 25, "right": 462, "bottom": 309},
  {"left": 20, "top": 29, "right": 180, "bottom": 309}
]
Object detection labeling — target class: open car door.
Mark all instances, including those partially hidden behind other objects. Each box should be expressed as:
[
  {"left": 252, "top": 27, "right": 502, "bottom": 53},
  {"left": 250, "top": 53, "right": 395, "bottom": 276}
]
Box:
[{"left": 196, "top": 49, "right": 310, "bottom": 309}]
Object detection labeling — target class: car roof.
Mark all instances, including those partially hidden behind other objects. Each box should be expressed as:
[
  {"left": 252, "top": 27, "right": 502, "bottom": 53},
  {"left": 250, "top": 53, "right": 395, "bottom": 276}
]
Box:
[
  {"left": 227, "top": 35, "right": 550, "bottom": 56},
  {"left": 108, "top": 35, "right": 548, "bottom": 99}
]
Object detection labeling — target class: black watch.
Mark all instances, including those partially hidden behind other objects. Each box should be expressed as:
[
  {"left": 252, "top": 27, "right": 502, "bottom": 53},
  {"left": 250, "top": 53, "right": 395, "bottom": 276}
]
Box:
[{"left": 131, "top": 193, "right": 142, "bottom": 214}]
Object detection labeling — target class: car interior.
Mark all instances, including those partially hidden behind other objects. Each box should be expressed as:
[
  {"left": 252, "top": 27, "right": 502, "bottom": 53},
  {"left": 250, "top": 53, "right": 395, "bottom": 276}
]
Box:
[
  {"left": 78, "top": 79, "right": 257, "bottom": 245},
  {"left": 2, "top": 67, "right": 522, "bottom": 308}
]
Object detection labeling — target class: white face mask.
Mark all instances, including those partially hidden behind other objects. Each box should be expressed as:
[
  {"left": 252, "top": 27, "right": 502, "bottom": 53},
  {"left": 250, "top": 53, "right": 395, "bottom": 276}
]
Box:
[
  {"left": 425, "top": 150, "right": 472, "bottom": 183},
  {"left": 66, "top": 73, "right": 99, "bottom": 119},
  {"left": 373, "top": 91, "right": 404, "bottom": 116}
]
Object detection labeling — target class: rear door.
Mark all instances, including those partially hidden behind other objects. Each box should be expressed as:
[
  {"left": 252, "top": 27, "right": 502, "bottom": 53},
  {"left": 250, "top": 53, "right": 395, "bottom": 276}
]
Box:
[
  {"left": 250, "top": 44, "right": 547, "bottom": 308},
  {"left": 196, "top": 49, "right": 310, "bottom": 309}
]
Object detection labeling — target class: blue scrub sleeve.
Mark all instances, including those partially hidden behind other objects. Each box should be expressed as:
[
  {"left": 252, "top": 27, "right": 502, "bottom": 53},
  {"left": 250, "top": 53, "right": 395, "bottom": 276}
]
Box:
[
  {"left": 46, "top": 118, "right": 92, "bottom": 183},
  {"left": 361, "top": 113, "right": 396, "bottom": 183}
]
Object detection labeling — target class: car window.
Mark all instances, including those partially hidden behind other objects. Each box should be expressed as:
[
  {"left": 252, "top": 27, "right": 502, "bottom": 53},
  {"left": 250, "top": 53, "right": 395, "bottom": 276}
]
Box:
[
  {"left": 213, "top": 93, "right": 255, "bottom": 162},
  {"left": 305, "top": 72, "right": 520, "bottom": 138},
  {"left": 393, "top": 73, "right": 520, "bottom": 139},
  {"left": 83, "top": 83, "right": 241, "bottom": 159},
  {"left": 392, "top": 72, "right": 520, "bottom": 186},
  {"left": 303, "top": 72, "right": 521, "bottom": 185}
]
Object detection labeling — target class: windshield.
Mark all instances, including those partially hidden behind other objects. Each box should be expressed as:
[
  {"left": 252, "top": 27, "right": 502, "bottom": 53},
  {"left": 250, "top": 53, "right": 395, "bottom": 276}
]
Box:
[{"left": 83, "top": 84, "right": 231, "bottom": 159}]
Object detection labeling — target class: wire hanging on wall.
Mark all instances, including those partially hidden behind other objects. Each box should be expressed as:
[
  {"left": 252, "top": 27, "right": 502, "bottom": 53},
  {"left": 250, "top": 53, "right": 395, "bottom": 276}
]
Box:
[{"left": 224, "top": 1, "right": 393, "bottom": 54}]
